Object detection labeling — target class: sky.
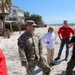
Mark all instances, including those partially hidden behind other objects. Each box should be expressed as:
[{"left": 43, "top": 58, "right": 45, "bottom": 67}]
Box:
[{"left": 12, "top": 0, "right": 75, "bottom": 24}]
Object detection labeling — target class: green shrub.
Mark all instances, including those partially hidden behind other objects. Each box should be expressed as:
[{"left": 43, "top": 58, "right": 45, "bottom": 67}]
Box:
[{"left": 12, "top": 23, "right": 19, "bottom": 31}]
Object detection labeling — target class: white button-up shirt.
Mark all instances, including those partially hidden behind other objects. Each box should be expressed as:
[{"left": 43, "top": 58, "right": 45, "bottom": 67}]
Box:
[{"left": 41, "top": 32, "right": 56, "bottom": 49}]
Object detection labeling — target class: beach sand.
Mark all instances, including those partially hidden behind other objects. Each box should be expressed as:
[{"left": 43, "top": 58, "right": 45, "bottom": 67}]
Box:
[{"left": 0, "top": 25, "right": 75, "bottom": 75}]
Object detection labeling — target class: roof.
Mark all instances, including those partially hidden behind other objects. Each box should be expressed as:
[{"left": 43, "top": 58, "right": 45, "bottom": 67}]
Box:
[{"left": 5, "top": 21, "right": 17, "bottom": 23}]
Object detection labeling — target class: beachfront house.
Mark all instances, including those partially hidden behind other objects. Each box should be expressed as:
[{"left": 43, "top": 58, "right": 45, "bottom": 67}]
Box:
[
  {"left": 5, "top": 6, "right": 25, "bottom": 31},
  {"left": 0, "top": 5, "right": 25, "bottom": 31}
]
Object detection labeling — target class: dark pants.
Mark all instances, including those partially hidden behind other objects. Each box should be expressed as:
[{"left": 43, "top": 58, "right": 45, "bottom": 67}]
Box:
[
  {"left": 66, "top": 58, "right": 75, "bottom": 75},
  {"left": 58, "top": 38, "right": 69, "bottom": 58}
]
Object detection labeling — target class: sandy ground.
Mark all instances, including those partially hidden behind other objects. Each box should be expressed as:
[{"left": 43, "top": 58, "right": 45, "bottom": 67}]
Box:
[{"left": 0, "top": 26, "right": 75, "bottom": 75}]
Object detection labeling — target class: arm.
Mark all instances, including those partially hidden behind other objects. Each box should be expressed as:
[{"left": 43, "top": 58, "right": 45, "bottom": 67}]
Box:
[
  {"left": 39, "top": 39, "right": 45, "bottom": 61},
  {"left": 58, "top": 28, "right": 62, "bottom": 41},
  {"left": 41, "top": 33, "right": 50, "bottom": 45},
  {"left": 69, "top": 27, "right": 74, "bottom": 36},
  {"left": 38, "top": 39, "right": 43, "bottom": 56},
  {"left": 18, "top": 36, "right": 28, "bottom": 69},
  {"left": 53, "top": 32, "right": 57, "bottom": 43},
  {"left": 58, "top": 34, "right": 62, "bottom": 41},
  {"left": 68, "top": 43, "right": 74, "bottom": 48},
  {"left": 41, "top": 33, "right": 49, "bottom": 45},
  {"left": 68, "top": 36, "right": 75, "bottom": 48},
  {"left": 18, "top": 48, "right": 28, "bottom": 66},
  {"left": 18, "top": 48, "right": 28, "bottom": 69}
]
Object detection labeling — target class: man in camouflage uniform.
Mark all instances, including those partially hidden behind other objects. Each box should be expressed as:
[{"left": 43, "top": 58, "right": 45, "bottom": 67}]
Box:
[{"left": 17, "top": 20, "right": 51, "bottom": 75}]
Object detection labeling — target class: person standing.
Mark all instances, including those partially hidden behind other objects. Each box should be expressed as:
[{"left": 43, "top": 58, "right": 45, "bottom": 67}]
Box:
[
  {"left": 55, "top": 20, "right": 74, "bottom": 61},
  {"left": 0, "top": 16, "right": 8, "bottom": 75},
  {"left": 17, "top": 20, "right": 50, "bottom": 75},
  {"left": 0, "top": 48, "right": 8, "bottom": 75},
  {"left": 66, "top": 35, "right": 75, "bottom": 75},
  {"left": 41, "top": 27, "right": 56, "bottom": 65}
]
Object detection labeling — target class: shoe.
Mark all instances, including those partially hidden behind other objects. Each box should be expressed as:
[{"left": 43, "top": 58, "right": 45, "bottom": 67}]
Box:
[
  {"left": 55, "top": 57, "right": 60, "bottom": 60},
  {"left": 50, "top": 63, "right": 56, "bottom": 66},
  {"left": 64, "top": 58, "right": 68, "bottom": 61}
]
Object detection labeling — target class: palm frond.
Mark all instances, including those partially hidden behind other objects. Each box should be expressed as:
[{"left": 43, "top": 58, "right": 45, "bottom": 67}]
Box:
[{"left": 5, "top": 0, "right": 12, "bottom": 9}]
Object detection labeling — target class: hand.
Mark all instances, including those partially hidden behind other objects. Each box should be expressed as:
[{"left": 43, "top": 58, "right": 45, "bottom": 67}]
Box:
[
  {"left": 25, "top": 62, "right": 28, "bottom": 69},
  {"left": 47, "top": 41, "right": 50, "bottom": 44},
  {"left": 55, "top": 41, "right": 59, "bottom": 44},
  {"left": 68, "top": 43, "right": 74, "bottom": 47},
  {"left": 40, "top": 55, "right": 45, "bottom": 61}
]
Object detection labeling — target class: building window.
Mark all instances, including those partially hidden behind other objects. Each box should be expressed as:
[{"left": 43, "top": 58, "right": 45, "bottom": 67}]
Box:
[{"left": 12, "top": 10, "right": 17, "bottom": 15}]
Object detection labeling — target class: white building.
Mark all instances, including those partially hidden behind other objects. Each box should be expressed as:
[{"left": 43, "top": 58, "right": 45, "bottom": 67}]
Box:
[
  {"left": 6, "top": 6, "right": 25, "bottom": 24},
  {"left": 0, "top": 5, "right": 25, "bottom": 31}
]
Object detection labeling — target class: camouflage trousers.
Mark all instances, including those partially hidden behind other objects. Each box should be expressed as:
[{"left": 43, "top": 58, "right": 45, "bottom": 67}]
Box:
[{"left": 26, "top": 59, "right": 51, "bottom": 75}]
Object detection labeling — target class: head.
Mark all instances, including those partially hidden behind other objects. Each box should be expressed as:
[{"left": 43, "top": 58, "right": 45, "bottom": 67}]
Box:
[
  {"left": 26, "top": 25, "right": 35, "bottom": 33},
  {"left": 25, "top": 20, "right": 38, "bottom": 34},
  {"left": 63, "top": 20, "right": 67, "bottom": 27},
  {"left": 48, "top": 27, "right": 54, "bottom": 34}
]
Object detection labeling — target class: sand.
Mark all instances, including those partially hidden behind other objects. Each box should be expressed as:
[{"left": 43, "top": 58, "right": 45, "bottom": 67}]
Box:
[{"left": 0, "top": 25, "right": 75, "bottom": 75}]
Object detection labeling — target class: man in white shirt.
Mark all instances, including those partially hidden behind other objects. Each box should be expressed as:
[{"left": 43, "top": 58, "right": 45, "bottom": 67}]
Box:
[{"left": 41, "top": 27, "right": 56, "bottom": 65}]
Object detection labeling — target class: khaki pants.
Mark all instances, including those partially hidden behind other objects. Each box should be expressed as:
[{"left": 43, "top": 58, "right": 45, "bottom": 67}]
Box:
[{"left": 47, "top": 47, "right": 54, "bottom": 64}]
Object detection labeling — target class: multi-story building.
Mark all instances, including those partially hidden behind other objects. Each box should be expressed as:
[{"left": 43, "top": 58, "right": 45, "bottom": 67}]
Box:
[
  {"left": 3, "top": 6, "right": 25, "bottom": 31},
  {"left": 6, "top": 6, "right": 25, "bottom": 24}
]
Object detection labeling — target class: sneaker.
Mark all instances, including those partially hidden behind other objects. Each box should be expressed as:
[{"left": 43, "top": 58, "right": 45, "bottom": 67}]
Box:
[{"left": 55, "top": 57, "right": 60, "bottom": 60}]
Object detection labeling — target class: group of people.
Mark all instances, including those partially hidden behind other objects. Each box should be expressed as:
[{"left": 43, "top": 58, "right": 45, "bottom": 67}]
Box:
[
  {"left": 0, "top": 19, "right": 75, "bottom": 75},
  {"left": 18, "top": 20, "right": 75, "bottom": 75},
  {"left": 18, "top": 20, "right": 51, "bottom": 75}
]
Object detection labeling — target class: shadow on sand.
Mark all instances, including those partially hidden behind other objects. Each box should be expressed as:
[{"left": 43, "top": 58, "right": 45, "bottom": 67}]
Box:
[
  {"left": 55, "top": 70, "right": 75, "bottom": 75},
  {"left": 53, "top": 59, "right": 65, "bottom": 66},
  {"left": 55, "top": 71, "right": 66, "bottom": 75},
  {"left": 34, "top": 68, "right": 42, "bottom": 74},
  {"left": 34, "top": 59, "right": 75, "bottom": 75}
]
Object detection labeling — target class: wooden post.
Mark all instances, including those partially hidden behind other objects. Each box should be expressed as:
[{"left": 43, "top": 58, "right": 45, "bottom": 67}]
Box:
[
  {"left": 1, "top": 0, "right": 5, "bottom": 37},
  {"left": 7, "top": 29, "right": 10, "bottom": 38},
  {"left": 18, "top": 22, "right": 21, "bottom": 34},
  {"left": 1, "top": 0, "right": 10, "bottom": 38}
]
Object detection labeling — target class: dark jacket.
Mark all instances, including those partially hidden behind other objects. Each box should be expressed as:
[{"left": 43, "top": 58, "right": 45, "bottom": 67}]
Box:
[{"left": 69, "top": 36, "right": 75, "bottom": 60}]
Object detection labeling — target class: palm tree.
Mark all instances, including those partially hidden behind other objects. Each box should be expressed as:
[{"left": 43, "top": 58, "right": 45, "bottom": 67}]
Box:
[
  {"left": 0, "top": 0, "right": 12, "bottom": 37},
  {"left": 5, "top": 0, "right": 12, "bottom": 9}
]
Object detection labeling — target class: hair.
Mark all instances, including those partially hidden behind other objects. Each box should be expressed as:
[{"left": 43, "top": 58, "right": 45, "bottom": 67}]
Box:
[
  {"left": 48, "top": 27, "right": 53, "bottom": 32},
  {"left": 63, "top": 20, "right": 67, "bottom": 23}
]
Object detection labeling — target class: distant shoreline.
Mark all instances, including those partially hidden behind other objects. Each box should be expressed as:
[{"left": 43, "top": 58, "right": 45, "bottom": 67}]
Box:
[{"left": 47, "top": 24, "right": 75, "bottom": 26}]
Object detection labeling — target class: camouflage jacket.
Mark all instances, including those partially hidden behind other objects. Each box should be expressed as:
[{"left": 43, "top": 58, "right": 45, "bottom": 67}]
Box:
[{"left": 17, "top": 31, "right": 43, "bottom": 66}]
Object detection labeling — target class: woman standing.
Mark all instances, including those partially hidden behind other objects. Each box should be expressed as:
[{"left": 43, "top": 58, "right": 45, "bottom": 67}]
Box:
[{"left": 41, "top": 27, "right": 56, "bottom": 65}]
